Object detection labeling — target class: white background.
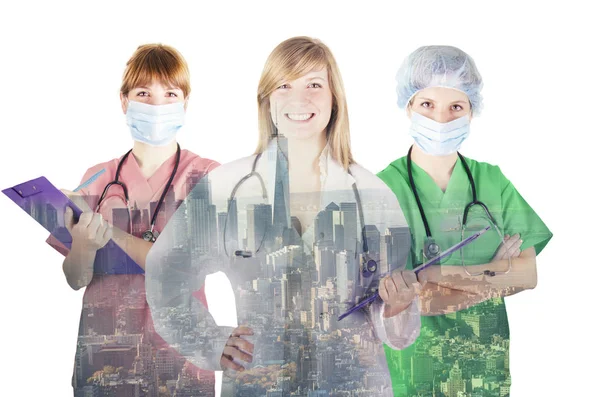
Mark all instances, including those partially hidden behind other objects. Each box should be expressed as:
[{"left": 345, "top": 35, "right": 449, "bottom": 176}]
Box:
[{"left": 0, "top": 1, "right": 597, "bottom": 395}]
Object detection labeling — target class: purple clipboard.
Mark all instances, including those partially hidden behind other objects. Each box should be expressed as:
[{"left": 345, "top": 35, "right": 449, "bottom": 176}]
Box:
[
  {"left": 338, "top": 226, "right": 491, "bottom": 321},
  {"left": 3, "top": 176, "right": 144, "bottom": 275}
]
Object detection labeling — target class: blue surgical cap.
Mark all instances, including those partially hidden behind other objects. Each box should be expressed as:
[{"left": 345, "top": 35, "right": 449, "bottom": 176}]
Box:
[{"left": 396, "top": 46, "right": 483, "bottom": 115}]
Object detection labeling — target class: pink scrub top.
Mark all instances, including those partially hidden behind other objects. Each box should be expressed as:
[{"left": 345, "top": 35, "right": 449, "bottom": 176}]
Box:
[{"left": 48, "top": 148, "right": 219, "bottom": 394}]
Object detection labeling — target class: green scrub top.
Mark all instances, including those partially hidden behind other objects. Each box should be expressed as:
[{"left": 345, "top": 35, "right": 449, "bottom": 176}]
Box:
[{"left": 377, "top": 154, "right": 552, "bottom": 397}]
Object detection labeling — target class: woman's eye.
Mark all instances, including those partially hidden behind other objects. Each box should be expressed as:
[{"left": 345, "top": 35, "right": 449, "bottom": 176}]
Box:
[
  {"left": 167, "top": 92, "right": 178, "bottom": 97},
  {"left": 308, "top": 83, "right": 322, "bottom": 88},
  {"left": 136, "top": 91, "right": 149, "bottom": 97},
  {"left": 452, "top": 104, "right": 463, "bottom": 111},
  {"left": 277, "top": 83, "right": 290, "bottom": 89},
  {"left": 421, "top": 101, "right": 432, "bottom": 108}
]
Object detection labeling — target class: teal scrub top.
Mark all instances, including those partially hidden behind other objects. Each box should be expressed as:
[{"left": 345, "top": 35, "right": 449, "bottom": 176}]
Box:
[{"left": 377, "top": 154, "right": 552, "bottom": 396}]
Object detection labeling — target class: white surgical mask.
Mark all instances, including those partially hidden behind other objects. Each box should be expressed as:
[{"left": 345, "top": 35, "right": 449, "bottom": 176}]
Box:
[
  {"left": 409, "top": 112, "right": 470, "bottom": 156},
  {"left": 126, "top": 101, "right": 185, "bottom": 146}
]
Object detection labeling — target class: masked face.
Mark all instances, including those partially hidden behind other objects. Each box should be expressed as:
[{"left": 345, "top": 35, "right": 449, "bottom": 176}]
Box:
[
  {"left": 408, "top": 87, "right": 472, "bottom": 156},
  {"left": 121, "top": 81, "right": 187, "bottom": 146},
  {"left": 268, "top": 68, "right": 333, "bottom": 142}
]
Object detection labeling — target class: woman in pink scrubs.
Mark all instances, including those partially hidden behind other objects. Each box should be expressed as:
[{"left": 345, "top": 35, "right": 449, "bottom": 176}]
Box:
[{"left": 48, "top": 44, "right": 219, "bottom": 396}]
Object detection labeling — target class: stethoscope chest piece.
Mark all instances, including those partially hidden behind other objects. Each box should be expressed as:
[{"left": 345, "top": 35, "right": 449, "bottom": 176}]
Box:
[
  {"left": 361, "top": 258, "right": 378, "bottom": 277},
  {"left": 142, "top": 230, "right": 158, "bottom": 243},
  {"left": 424, "top": 237, "right": 441, "bottom": 260}
]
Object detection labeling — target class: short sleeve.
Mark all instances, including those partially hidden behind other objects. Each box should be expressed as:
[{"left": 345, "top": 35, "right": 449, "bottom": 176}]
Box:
[{"left": 499, "top": 168, "right": 553, "bottom": 255}]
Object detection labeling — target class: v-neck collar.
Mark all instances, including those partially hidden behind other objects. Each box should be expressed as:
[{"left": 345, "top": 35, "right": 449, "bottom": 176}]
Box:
[
  {"left": 119, "top": 149, "right": 180, "bottom": 208},
  {"left": 409, "top": 155, "right": 470, "bottom": 208}
]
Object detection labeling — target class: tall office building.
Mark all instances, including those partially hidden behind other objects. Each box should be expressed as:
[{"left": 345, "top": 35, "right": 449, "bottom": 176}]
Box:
[
  {"left": 247, "top": 203, "right": 272, "bottom": 252},
  {"left": 336, "top": 251, "right": 350, "bottom": 303},
  {"left": 188, "top": 177, "right": 213, "bottom": 255},
  {"left": 462, "top": 312, "right": 498, "bottom": 343},
  {"left": 334, "top": 224, "right": 344, "bottom": 251},
  {"left": 364, "top": 225, "right": 381, "bottom": 257},
  {"left": 340, "top": 202, "right": 358, "bottom": 253},
  {"left": 225, "top": 198, "right": 239, "bottom": 252},
  {"left": 156, "top": 348, "right": 175, "bottom": 378},
  {"left": 112, "top": 208, "right": 130, "bottom": 233},
  {"left": 131, "top": 202, "right": 144, "bottom": 236},
  {"left": 381, "top": 227, "right": 411, "bottom": 272},
  {"left": 276, "top": 376, "right": 291, "bottom": 394},
  {"left": 45, "top": 203, "right": 58, "bottom": 233},
  {"left": 411, "top": 352, "right": 434, "bottom": 385},
  {"left": 141, "top": 208, "right": 150, "bottom": 232},
  {"left": 185, "top": 169, "right": 206, "bottom": 196},
  {"left": 208, "top": 204, "right": 218, "bottom": 254},
  {"left": 281, "top": 271, "right": 302, "bottom": 314},
  {"left": 318, "top": 348, "right": 335, "bottom": 383},
  {"left": 314, "top": 244, "right": 335, "bottom": 284},
  {"left": 445, "top": 361, "right": 466, "bottom": 397},
  {"left": 314, "top": 202, "right": 338, "bottom": 244},
  {"left": 296, "top": 341, "right": 316, "bottom": 389},
  {"left": 170, "top": 200, "right": 187, "bottom": 248},
  {"left": 217, "top": 212, "right": 227, "bottom": 255},
  {"left": 268, "top": 134, "right": 290, "bottom": 238}
]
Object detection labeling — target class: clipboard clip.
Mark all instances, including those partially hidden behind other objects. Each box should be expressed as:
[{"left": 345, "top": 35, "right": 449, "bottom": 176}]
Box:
[{"left": 12, "top": 181, "right": 44, "bottom": 199}]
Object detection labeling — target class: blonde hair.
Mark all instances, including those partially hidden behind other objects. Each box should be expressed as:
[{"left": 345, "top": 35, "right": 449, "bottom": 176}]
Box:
[
  {"left": 120, "top": 44, "right": 191, "bottom": 98},
  {"left": 255, "top": 37, "right": 354, "bottom": 170}
]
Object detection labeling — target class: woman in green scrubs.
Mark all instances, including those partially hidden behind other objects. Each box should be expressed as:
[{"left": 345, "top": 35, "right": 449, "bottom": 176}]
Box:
[{"left": 377, "top": 46, "right": 552, "bottom": 396}]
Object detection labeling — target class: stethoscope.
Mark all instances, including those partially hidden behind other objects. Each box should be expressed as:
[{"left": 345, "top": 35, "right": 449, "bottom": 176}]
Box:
[
  {"left": 400, "top": 146, "right": 510, "bottom": 276},
  {"left": 222, "top": 139, "right": 378, "bottom": 278},
  {"left": 95, "top": 143, "right": 181, "bottom": 242}
]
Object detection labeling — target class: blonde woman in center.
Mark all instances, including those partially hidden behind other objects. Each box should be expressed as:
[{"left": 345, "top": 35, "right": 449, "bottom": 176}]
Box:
[{"left": 145, "top": 37, "right": 421, "bottom": 396}]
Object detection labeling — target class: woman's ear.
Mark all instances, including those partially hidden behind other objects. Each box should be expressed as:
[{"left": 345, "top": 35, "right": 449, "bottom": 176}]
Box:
[
  {"left": 184, "top": 96, "right": 189, "bottom": 111},
  {"left": 120, "top": 92, "right": 128, "bottom": 114}
]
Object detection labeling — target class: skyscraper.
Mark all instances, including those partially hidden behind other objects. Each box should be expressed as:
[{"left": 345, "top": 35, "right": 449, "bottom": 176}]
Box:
[
  {"left": 336, "top": 251, "right": 350, "bottom": 303},
  {"left": 318, "top": 348, "right": 335, "bottom": 383},
  {"left": 445, "top": 361, "right": 466, "bottom": 397},
  {"left": 364, "top": 224, "right": 381, "bottom": 257},
  {"left": 411, "top": 351, "right": 434, "bottom": 385},
  {"left": 45, "top": 203, "right": 58, "bottom": 233},
  {"left": 217, "top": 212, "right": 227, "bottom": 255},
  {"left": 187, "top": 177, "right": 213, "bottom": 255},
  {"left": 315, "top": 245, "right": 335, "bottom": 284},
  {"left": 268, "top": 134, "right": 290, "bottom": 238},
  {"left": 131, "top": 202, "right": 144, "bottom": 236},
  {"left": 334, "top": 224, "right": 344, "bottom": 251},
  {"left": 225, "top": 198, "right": 239, "bottom": 252},
  {"left": 340, "top": 202, "right": 358, "bottom": 254},
  {"left": 382, "top": 227, "right": 411, "bottom": 272},
  {"left": 208, "top": 204, "right": 218, "bottom": 254},
  {"left": 247, "top": 203, "right": 272, "bottom": 252},
  {"left": 314, "top": 202, "right": 338, "bottom": 244},
  {"left": 281, "top": 271, "right": 301, "bottom": 314},
  {"left": 112, "top": 208, "right": 130, "bottom": 233}
]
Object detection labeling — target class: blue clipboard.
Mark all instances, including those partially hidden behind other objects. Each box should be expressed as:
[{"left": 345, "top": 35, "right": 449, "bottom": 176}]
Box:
[{"left": 2, "top": 176, "right": 144, "bottom": 275}]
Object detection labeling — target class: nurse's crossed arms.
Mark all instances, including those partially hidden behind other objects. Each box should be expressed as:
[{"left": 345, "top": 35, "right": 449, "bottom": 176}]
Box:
[{"left": 379, "top": 269, "right": 422, "bottom": 318}]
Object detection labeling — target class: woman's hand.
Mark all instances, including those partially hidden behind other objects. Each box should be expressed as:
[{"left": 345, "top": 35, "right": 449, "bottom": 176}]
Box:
[
  {"left": 65, "top": 207, "right": 112, "bottom": 251},
  {"left": 493, "top": 233, "right": 522, "bottom": 261},
  {"left": 379, "top": 270, "right": 421, "bottom": 318},
  {"left": 221, "top": 326, "right": 254, "bottom": 372}
]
